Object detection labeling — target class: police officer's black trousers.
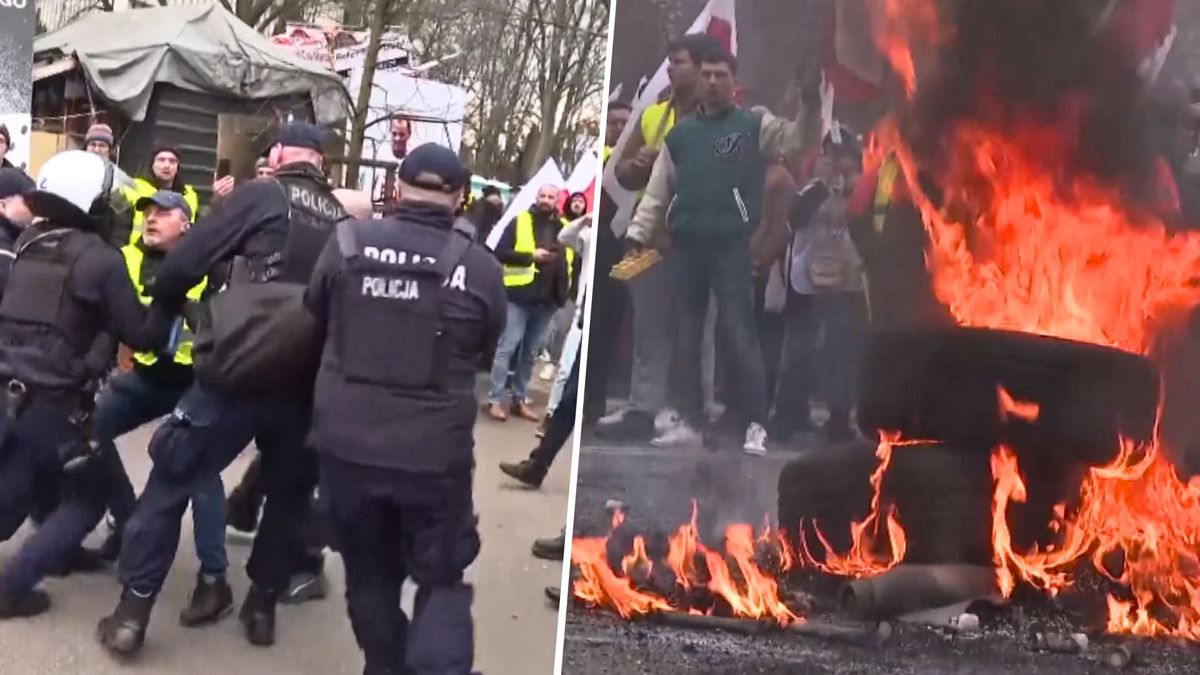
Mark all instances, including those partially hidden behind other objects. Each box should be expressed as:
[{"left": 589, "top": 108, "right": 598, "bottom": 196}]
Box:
[
  {"left": 0, "top": 395, "right": 114, "bottom": 597},
  {"left": 323, "top": 456, "right": 480, "bottom": 675},
  {"left": 528, "top": 357, "right": 580, "bottom": 475},
  {"left": 118, "top": 383, "right": 316, "bottom": 598}
]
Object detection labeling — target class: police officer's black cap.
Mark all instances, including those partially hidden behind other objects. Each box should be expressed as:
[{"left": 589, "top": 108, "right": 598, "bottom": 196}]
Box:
[
  {"left": 0, "top": 168, "right": 35, "bottom": 200},
  {"left": 273, "top": 123, "right": 327, "bottom": 153},
  {"left": 135, "top": 189, "right": 193, "bottom": 221},
  {"left": 398, "top": 143, "right": 469, "bottom": 194}
]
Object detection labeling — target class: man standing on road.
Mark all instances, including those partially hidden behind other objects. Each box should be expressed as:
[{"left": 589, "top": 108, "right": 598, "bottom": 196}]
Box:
[
  {"left": 596, "top": 33, "right": 717, "bottom": 443},
  {"left": 85, "top": 191, "right": 231, "bottom": 625},
  {"left": 305, "top": 144, "right": 506, "bottom": 675},
  {"left": 98, "top": 123, "right": 346, "bottom": 654},
  {"left": 625, "top": 49, "right": 818, "bottom": 456},
  {"left": 485, "top": 184, "right": 574, "bottom": 422}
]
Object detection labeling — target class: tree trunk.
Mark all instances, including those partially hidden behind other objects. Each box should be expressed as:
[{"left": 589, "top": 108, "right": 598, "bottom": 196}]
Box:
[{"left": 345, "top": 0, "right": 392, "bottom": 189}]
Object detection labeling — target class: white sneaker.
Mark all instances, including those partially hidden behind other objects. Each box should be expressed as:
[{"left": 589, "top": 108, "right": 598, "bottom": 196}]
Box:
[
  {"left": 598, "top": 408, "right": 627, "bottom": 427},
  {"left": 651, "top": 423, "right": 702, "bottom": 448},
  {"left": 654, "top": 408, "right": 682, "bottom": 434},
  {"left": 743, "top": 423, "right": 768, "bottom": 456}
]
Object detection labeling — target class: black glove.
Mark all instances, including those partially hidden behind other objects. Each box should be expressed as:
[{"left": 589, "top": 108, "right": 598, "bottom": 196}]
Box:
[
  {"left": 623, "top": 237, "right": 645, "bottom": 256},
  {"left": 789, "top": 181, "right": 831, "bottom": 231}
]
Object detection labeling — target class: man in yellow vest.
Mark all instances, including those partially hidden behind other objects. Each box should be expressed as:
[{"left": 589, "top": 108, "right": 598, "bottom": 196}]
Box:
[
  {"left": 596, "top": 33, "right": 716, "bottom": 444},
  {"left": 485, "top": 184, "right": 575, "bottom": 422},
  {"left": 116, "top": 148, "right": 200, "bottom": 247},
  {"left": 85, "top": 191, "right": 230, "bottom": 626}
]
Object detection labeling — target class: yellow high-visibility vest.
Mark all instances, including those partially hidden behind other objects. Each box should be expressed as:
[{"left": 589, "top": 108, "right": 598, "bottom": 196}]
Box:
[
  {"left": 503, "top": 212, "right": 576, "bottom": 289},
  {"left": 120, "top": 178, "right": 199, "bottom": 245},
  {"left": 121, "top": 243, "right": 206, "bottom": 367},
  {"left": 640, "top": 100, "right": 676, "bottom": 151}
]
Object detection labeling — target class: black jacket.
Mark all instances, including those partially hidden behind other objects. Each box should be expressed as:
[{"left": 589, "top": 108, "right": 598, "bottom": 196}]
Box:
[
  {"left": 306, "top": 201, "right": 507, "bottom": 472},
  {"left": 0, "top": 215, "right": 19, "bottom": 297},
  {"left": 492, "top": 208, "right": 570, "bottom": 307},
  {"left": 151, "top": 163, "right": 327, "bottom": 310}
]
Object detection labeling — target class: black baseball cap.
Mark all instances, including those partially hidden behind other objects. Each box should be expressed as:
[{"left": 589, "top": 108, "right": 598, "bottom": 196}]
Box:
[
  {"left": 273, "top": 123, "right": 327, "bottom": 153},
  {"left": 135, "top": 189, "right": 193, "bottom": 221},
  {"left": 398, "top": 143, "right": 469, "bottom": 194},
  {"left": 0, "top": 168, "right": 35, "bottom": 200}
]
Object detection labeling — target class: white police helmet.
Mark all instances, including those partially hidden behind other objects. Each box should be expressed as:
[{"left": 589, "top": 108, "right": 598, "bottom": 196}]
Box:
[{"left": 29, "top": 150, "right": 116, "bottom": 227}]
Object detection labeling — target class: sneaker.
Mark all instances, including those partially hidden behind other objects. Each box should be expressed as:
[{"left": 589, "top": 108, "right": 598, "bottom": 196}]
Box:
[
  {"left": 651, "top": 423, "right": 702, "bottom": 448},
  {"left": 743, "top": 423, "right": 769, "bottom": 457},
  {"left": 597, "top": 408, "right": 627, "bottom": 426},
  {"left": 596, "top": 410, "right": 655, "bottom": 441},
  {"left": 281, "top": 571, "right": 328, "bottom": 605},
  {"left": 654, "top": 408, "right": 682, "bottom": 434}
]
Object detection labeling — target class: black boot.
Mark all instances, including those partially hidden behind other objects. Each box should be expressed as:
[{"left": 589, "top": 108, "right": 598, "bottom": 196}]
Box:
[
  {"left": 179, "top": 574, "right": 234, "bottom": 627},
  {"left": 499, "top": 460, "right": 546, "bottom": 489},
  {"left": 97, "top": 589, "right": 154, "bottom": 655},
  {"left": 544, "top": 586, "right": 561, "bottom": 604},
  {"left": 0, "top": 588, "right": 50, "bottom": 619},
  {"left": 531, "top": 531, "right": 565, "bottom": 561},
  {"left": 238, "top": 585, "right": 277, "bottom": 647}
]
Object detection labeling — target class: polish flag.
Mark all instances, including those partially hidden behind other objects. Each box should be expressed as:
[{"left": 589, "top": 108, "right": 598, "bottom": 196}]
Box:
[{"left": 602, "top": 0, "right": 737, "bottom": 238}]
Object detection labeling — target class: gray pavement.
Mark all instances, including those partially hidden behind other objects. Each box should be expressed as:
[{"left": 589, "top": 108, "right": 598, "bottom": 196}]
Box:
[{"left": 0, "top": 400, "right": 573, "bottom": 674}]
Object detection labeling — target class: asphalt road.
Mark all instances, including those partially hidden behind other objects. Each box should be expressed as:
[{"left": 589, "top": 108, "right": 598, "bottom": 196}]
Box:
[
  {"left": 561, "top": 433, "right": 1200, "bottom": 675},
  {"left": 0, "top": 390, "right": 572, "bottom": 675}
]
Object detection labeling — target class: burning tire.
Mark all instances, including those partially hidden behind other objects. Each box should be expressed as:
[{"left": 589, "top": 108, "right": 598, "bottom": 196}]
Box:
[
  {"left": 777, "top": 444, "right": 878, "bottom": 562},
  {"left": 856, "top": 327, "right": 1159, "bottom": 466}
]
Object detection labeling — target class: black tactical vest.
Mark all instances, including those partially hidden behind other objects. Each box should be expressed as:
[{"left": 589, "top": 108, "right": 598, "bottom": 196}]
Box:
[
  {"left": 274, "top": 175, "right": 348, "bottom": 282},
  {"left": 0, "top": 228, "right": 106, "bottom": 391},
  {"left": 333, "top": 220, "right": 471, "bottom": 391}
]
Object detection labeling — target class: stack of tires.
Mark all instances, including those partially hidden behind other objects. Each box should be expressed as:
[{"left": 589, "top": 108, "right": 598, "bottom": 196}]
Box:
[{"left": 779, "top": 327, "right": 1160, "bottom": 567}]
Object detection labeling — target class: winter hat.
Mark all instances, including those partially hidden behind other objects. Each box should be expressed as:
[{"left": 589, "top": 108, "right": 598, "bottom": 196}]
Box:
[
  {"left": 84, "top": 123, "right": 114, "bottom": 148},
  {"left": 151, "top": 146, "right": 181, "bottom": 162}
]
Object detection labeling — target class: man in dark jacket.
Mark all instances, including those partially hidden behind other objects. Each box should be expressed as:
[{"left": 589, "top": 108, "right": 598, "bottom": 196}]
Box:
[
  {"left": 485, "top": 184, "right": 573, "bottom": 422},
  {"left": 98, "top": 124, "right": 346, "bottom": 655},
  {"left": 0, "top": 169, "right": 35, "bottom": 295},
  {"left": 305, "top": 143, "right": 505, "bottom": 675}
]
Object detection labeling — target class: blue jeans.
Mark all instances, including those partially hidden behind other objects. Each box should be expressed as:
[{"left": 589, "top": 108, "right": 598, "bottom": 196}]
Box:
[
  {"left": 488, "top": 301, "right": 557, "bottom": 405},
  {"left": 94, "top": 371, "right": 228, "bottom": 577}
]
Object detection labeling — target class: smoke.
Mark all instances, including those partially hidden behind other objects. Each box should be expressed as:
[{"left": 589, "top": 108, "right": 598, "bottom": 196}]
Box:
[{"left": 899, "top": 0, "right": 1161, "bottom": 210}]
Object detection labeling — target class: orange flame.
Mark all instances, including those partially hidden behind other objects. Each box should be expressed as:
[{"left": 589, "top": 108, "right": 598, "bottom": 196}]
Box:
[
  {"left": 572, "top": 502, "right": 800, "bottom": 625},
  {"left": 800, "top": 433, "right": 910, "bottom": 577},
  {"left": 998, "top": 386, "right": 1039, "bottom": 423}
]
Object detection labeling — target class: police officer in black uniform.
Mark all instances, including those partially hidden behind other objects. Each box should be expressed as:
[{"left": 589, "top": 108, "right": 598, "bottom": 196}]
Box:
[
  {"left": 98, "top": 123, "right": 347, "bottom": 654},
  {"left": 305, "top": 144, "right": 506, "bottom": 675},
  {"left": 0, "top": 150, "right": 173, "bottom": 618}
]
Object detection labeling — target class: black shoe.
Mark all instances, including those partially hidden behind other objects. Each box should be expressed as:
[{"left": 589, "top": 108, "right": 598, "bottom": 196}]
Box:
[
  {"left": 239, "top": 585, "right": 277, "bottom": 647},
  {"left": 97, "top": 589, "right": 154, "bottom": 656},
  {"left": 280, "top": 571, "right": 328, "bottom": 605},
  {"left": 499, "top": 460, "right": 546, "bottom": 489},
  {"left": 545, "top": 586, "right": 561, "bottom": 604},
  {"left": 594, "top": 410, "right": 654, "bottom": 441},
  {"left": 531, "top": 532, "right": 565, "bottom": 561},
  {"left": 0, "top": 588, "right": 50, "bottom": 619},
  {"left": 47, "top": 547, "right": 109, "bottom": 577},
  {"left": 179, "top": 575, "right": 234, "bottom": 627}
]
